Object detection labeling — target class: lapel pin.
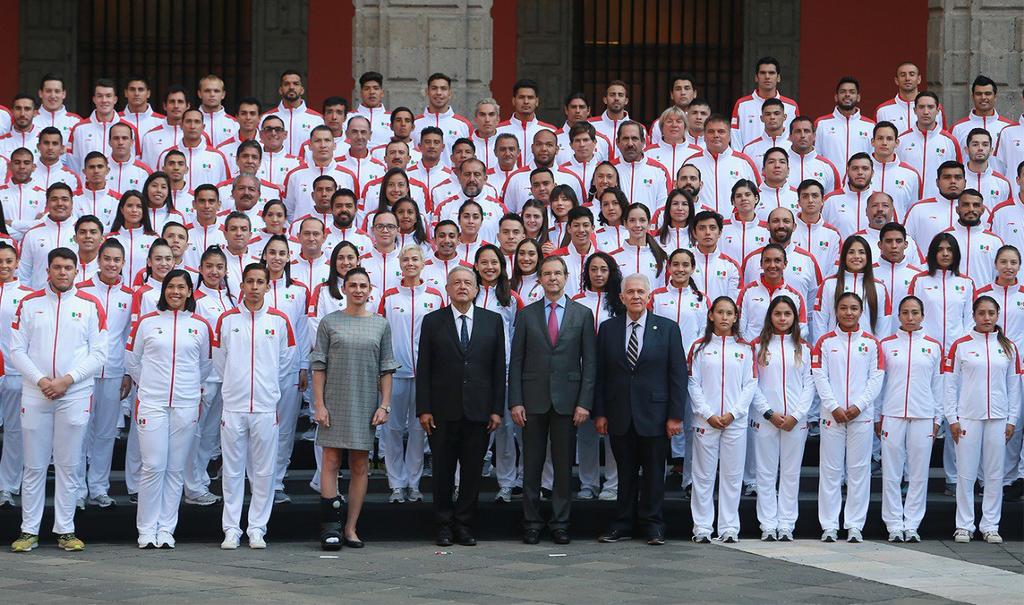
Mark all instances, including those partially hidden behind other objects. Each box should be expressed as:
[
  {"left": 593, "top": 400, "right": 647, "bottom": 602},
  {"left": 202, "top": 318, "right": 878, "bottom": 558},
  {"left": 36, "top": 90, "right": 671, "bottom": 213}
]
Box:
[{"left": 652, "top": 325, "right": 658, "bottom": 331}]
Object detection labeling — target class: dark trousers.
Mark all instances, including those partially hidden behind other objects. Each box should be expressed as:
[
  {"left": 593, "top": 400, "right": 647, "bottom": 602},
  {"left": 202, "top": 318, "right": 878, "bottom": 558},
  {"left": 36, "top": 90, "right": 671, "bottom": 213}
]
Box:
[
  {"left": 522, "top": 410, "right": 575, "bottom": 531},
  {"left": 430, "top": 417, "right": 488, "bottom": 531},
  {"left": 609, "top": 423, "right": 670, "bottom": 536}
]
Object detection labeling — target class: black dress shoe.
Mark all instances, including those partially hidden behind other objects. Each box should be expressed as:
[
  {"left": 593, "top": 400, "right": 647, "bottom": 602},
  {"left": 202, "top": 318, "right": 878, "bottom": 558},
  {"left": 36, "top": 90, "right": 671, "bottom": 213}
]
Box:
[
  {"left": 599, "top": 528, "right": 628, "bottom": 543},
  {"left": 523, "top": 528, "right": 541, "bottom": 544},
  {"left": 454, "top": 528, "right": 477, "bottom": 546},
  {"left": 343, "top": 536, "right": 364, "bottom": 548},
  {"left": 436, "top": 528, "right": 453, "bottom": 547},
  {"left": 552, "top": 529, "right": 570, "bottom": 545},
  {"left": 647, "top": 533, "right": 666, "bottom": 546}
]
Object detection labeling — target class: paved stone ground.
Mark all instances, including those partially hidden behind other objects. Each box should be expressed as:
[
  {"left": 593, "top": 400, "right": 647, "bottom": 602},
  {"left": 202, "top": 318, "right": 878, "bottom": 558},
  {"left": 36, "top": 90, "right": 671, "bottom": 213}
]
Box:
[{"left": 0, "top": 538, "right": 1018, "bottom": 604}]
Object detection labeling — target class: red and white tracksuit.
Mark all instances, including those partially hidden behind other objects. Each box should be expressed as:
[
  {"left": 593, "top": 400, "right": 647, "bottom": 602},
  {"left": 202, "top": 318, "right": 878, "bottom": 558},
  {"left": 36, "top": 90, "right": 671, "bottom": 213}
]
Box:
[
  {"left": 33, "top": 106, "right": 82, "bottom": 147},
  {"left": 9, "top": 285, "right": 108, "bottom": 535},
  {"left": 875, "top": 257, "right": 923, "bottom": 319},
  {"left": 413, "top": 107, "right": 472, "bottom": 152},
  {"left": 120, "top": 106, "right": 164, "bottom": 139},
  {"left": 943, "top": 330, "right": 1021, "bottom": 534},
  {"left": 814, "top": 273, "right": 892, "bottom": 339},
  {"left": 995, "top": 118, "right": 1024, "bottom": 197},
  {"left": 944, "top": 223, "right": 1003, "bottom": 287},
  {"left": 0, "top": 280, "right": 33, "bottom": 496},
  {"left": 811, "top": 328, "right": 885, "bottom": 531},
  {"left": 283, "top": 161, "right": 357, "bottom": 219},
  {"left": 786, "top": 149, "right": 841, "bottom": 193},
  {"left": 730, "top": 91, "right": 799, "bottom": 150},
  {"left": 989, "top": 195, "right": 1024, "bottom": 257},
  {"left": 362, "top": 246, "right": 403, "bottom": 295},
  {"left": 595, "top": 224, "right": 627, "bottom": 254},
  {"left": 814, "top": 109, "right": 874, "bottom": 180},
  {"left": 687, "top": 335, "right": 758, "bottom": 536},
  {"left": 556, "top": 123, "right": 612, "bottom": 165},
  {"left": 737, "top": 279, "right": 808, "bottom": 341},
  {"left": 692, "top": 247, "right": 742, "bottom": 302},
  {"left": 258, "top": 148, "right": 302, "bottom": 189},
  {"left": 751, "top": 335, "right": 814, "bottom": 533},
  {"left": 495, "top": 115, "right": 558, "bottom": 166},
  {"left": 360, "top": 176, "right": 431, "bottom": 222},
  {"left": 741, "top": 133, "right": 791, "bottom": 172},
  {"left": 349, "top": 104, "right": 393, "bottom": 148},
  {"left": 157, "top": 143, "right": 231, "bottom": 190},
  {"left": 822, "top": 186, "right": 873, "bottom": 240},
  {"left": 106, "top": 158, "right": 152, "bottom": 196},
  {"left": 950, "top": 110, "right": 1015, "bottom": 170},
  {"left": 875, "top": 95, "right": 946, "bottom": 134},
  {"left": 552, "top": 243, "right": 596, "bottom": 297},
  {"left": 897, "top": 126, "right": 962, "bottom": 200},
  {"left": 289, "top": 253, "right": 331, "bottom": 293},
  {"left": 644, "top": 141, "right": 698, "bottom": 183},
  {"left": 140, "top": 120, "right": 188, "bottom": 170},
  {"left": 610, "top": 243, "right": 664, "bottom": 288},
  {"left": 588, "top": 111, "right": 637, "bottom": 161},
  {"left": 214, "top": 301, "right": 296, "bottom": 537},
  {"left": 0, "top": 125, "right": 42, "bottom": 159},
  {"left": 107, "top": 227, "right": 158, "bottom": 285},
  {"left": 856, "top": 227, "right": 924, "bottom": 269},
  {"left": 201, "top": 108, "right": 239, "bottom": 148},
  {"left": 73, "top": 187, "right": 120, "bottom": 231},
  {"left": 903, "top": 197, "right": 961, "bottom": 254},
  {"left": 75, "top": 278, "right": 132, "bottom": 501},
  {"left": 683, "top": 148, "right": 761, "bottom": 214},
  {"left": 742, "top": 244, "right": 822, "bottom": 314},
  {"left": 964, "top": 164, "right": 1011, "bottom": 211},
  {"left": 0, "top": 181, "right": 46, "bottom": 240},
  {"left": 907, "top": 269, "right": 975, "bottom": 353},
  {"left": 792, "top": 215, "right": 842, "bottom": 275},
  {"left": 31, "top": 161, "right": 82, "bottom": 195},
  {"left": 266, "top": 277, "right": 310, "bottom": 493},
  {"left": 18, "top": 216, "right": 79, "bottom": 289},
  {"left": 612, "top": 157, "right": 672, "bottom": 213},
  {"left": 126, "top": 310, "right": 213, "bottom": 539},
  {"left": 308, "top": 280, "right": 380, "bottom": 336},
  {"left": 69, "top": 112, "right": 140, "bottom": 173},
  {"left": 499, "top": 164, "right": 585, "bottom": 214},
  {"left": 871, "top": 155, "right": 923, "bottom": 218},
  {"left": 264, "top": 101, "right": 325, "bottom": 157},
  {"left": 339, "top": 153, "right": 386, "bottom": 196},
  {"left": 878, "top": 329, "right": 943, "bottom": 533},
  {"left": 754, "top": 184, "right": 799, "bottom": 222},
  {"left": 558, "top": 156, "right": 604, "bottom": 198},
  {"left": 378, "top": 283, "right": 444, "bottom": 491}
]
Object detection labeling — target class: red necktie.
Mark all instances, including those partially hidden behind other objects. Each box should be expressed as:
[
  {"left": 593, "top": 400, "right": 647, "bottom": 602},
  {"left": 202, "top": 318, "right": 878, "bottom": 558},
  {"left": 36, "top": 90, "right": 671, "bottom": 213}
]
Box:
[{"left": 548, "top": 302, "right": 559, "bottom": 346}]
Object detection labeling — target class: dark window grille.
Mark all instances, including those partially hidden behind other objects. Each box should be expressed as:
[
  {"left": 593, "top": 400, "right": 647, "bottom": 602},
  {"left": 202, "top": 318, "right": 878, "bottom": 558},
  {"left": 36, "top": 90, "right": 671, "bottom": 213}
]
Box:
[
  {"left": 76, "top": 0, "right": 253, "bottom": 113},
  {"left": 573, "top": 0, "right": 744, "bottom": 126}
]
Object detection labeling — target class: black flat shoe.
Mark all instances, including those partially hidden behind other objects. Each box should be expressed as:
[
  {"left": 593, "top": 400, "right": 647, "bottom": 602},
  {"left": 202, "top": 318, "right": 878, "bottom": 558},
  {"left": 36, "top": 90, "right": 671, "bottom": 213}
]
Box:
[
  {"left": 523, "top": 528, "right": 541, "bottom": 545},
  {"left": 343, "top": 536, "right": 364, "bottom": 548},
  {"left": 647, "top": 534, "right": 666, "bottom": 546},
  {"left": 551, "top": 529, "right": 570, "bottom": 545},
  {"left": 436, "top": 529, "right": 454, "bottom": 547},
  {"left": 454, "top": 529, "right": 477, "bottom": 546},
  {"left": 599, "top": 528, "right": 628, "bottom": 543}
]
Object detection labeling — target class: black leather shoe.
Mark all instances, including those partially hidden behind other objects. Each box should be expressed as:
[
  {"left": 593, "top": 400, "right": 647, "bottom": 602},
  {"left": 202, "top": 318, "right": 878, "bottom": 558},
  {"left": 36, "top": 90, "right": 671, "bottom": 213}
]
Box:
[
  {"left": 343, "top": 536, "right": 364, "bottom": 549},
  {"left": 454, "top": 528, "right": 477, "bottom": 546},
  {"left": 436, "top": 528, "right": 453, "bottom": 547},
  {"left": 551, "top": 529, "right": 570, "bottom": 545},
  {"left": 599, "top": 528, "right": 628, "bottom": 543},
  {"left": 647, "top": 533, "right": 666, "bottom": 546},
  {"left": 523, "top": 528, "right": 541, "bottom": 544}
]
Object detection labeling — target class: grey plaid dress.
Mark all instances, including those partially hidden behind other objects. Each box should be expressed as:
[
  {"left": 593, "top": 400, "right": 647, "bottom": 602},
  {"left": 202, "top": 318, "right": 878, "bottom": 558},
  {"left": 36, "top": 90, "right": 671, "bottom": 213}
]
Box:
[{"left": 310, "top": 311, "right": 400, "bottom": 450}]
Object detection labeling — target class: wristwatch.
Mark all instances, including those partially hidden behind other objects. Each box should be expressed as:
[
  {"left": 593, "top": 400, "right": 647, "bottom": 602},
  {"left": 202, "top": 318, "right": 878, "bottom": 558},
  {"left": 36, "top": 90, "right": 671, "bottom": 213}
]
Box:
[
  {"left": 762, "top": 410, "right": 774, "bottom": 421},
  {"left": 380, "top": 405, "right": 392, "bottom": 414}
]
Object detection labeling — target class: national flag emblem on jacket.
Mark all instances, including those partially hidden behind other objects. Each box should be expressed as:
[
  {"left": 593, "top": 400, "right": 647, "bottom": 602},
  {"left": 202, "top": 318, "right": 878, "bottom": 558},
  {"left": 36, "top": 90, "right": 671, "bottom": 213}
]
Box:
[
  {"left": 895, "top": 179, "right": 905, "bottom": 187},
  {"left": 733, "top": 351, "right": 744, "bottom": 360},
  {"left": 70, "top": 311, "right": 83, "bottom": 319},
  {"left": 857, "top": 343, "right": 869, "bottom": 353},
  {"left": 187, "top": 327, "right": 199, "bottom": 335},
  {"left": 954, "top": 284, "right": 965, "bottom": 292},
  {"left": 265, "top": 328, "right": 276, "bottom": 336},
  {"left": 921, "top": 347, "right": 932, "bottom": 355},
  {"left": 818, "top": 240, "right": 830, "bottom": 247},
  {"left": 979, "top": 243, "right": 991, "bottom": 252},
  {"left": 728, "top": 170, "right": 739, "bottom": 177},
  {"left": 936, "top": 147, "right": 945, "bottom": 155},
  {"left": 715, "top": 270, "right": 727, "bottom": 277},
  {"left": 642, "top": 178, "right": 653, "bottom": 185}
]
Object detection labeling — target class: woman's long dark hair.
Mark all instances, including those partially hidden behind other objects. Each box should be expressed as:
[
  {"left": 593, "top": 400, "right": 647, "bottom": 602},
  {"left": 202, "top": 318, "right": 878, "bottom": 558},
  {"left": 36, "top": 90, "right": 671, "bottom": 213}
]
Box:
[
  {"left": 376, "top": 168, "right": 410, "bottom": 213},
  {"left": 474, "top": 244, "right": 512, "bottom": 308},
  {"left": 973, "top": 295, "right": 1014, "bottom": 358},
  {"left": 260, "top": 234, "right": 294, "bottom": 286},
  {"left": 597, "top": 186, "right": 629, "bottom": 227},
  {"left": 143, "top": 171, "right": 175, "bottom": 211},
  {"left": 834, "top": 235, "right": 880, "bottom": 332},
  {"left": 668, "top": 248, "right": 703, "bottom": 301},
  {"left": 199, "top": 245, "right": 235, "bottom": 304},
  {"left": 0, "top": 198, "right": 9, "bottom": 237},
  {"left": 625, "top": 203, "right": 668, "bottom": 278},
  {"left": 581, "top": 251, "right": 625, "bottom": 316},
  {"left": 551, "top": 185, "right": 581, "bottom": 248},
  {"left": 657, "top": 188, "right": 695, "bottom": 246},
  {"left": 327, "top": 240, "right": 361, "bottom": 301},
  {"left": 156, "top": 269, "right": 196, "bottom": 312},
  {"left": 926, "top": 232, "right": 962, "bottom": 276},
  {"left": 756, "top": 295, "right": 803, "bottom": 367},
  {"left": 695, "top": 296, "right": 741, "bottom": 355},
  {"left": 510, "top": 237, "right": 543, "bottom": 292},
  {"left": 110, "top": 190, "right": 157, "bottom": 234},
  {"left": 521, "top": 199, "right": 550, "bottom": 245},
  {"left": 392, "top": 197, "right": 428, "bottom": 245}
]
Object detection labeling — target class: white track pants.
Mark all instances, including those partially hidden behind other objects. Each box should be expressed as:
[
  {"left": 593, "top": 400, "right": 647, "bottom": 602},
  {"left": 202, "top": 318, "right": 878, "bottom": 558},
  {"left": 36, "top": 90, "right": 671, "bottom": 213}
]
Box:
[
  {"left": 955, "top": 418, "right": 1006, "bottom": 534},
  {"left": 577, "top": 418, "right": 618, "bottom": 491},
  {"left": 381, "top": 378, "right": 425, "bottom": 490},
  {"left": 880, "top": 417, "right": 934, "bottom": 533},
  {"left": 185, "top": 381, "right": 223, "bottom": 498},
  {"left": 1004, "top": 406, "right": 1024, "bottom": 484},
  {"left": 0, "top": 377, "right": 23, "bottom": 493},
  {"left": 273, "top": 372, "right": 302, "bottom": 492},
  {"left": 818, "top": 418, "right": 872, "bottom": 532},
  {"left": 753, "top": 419, "right": 809, "bottom": 532},
  {"left": 20, "top": 393, "right": 90, "bottom": 535},
  {"left": 690, "top": 421, "right": 746, "bottom": 536},
  {"left": 77, "top": 376, "right": 123, "bottom": 498},
  {"left": 136, "top": 404, "right": 199, "bottom": 537},
  {"left": 491, "top": 404, "right": 518, "bottom": 489},
  {"left": 221, "top": 410, "right": 277, "bottom": 536}
]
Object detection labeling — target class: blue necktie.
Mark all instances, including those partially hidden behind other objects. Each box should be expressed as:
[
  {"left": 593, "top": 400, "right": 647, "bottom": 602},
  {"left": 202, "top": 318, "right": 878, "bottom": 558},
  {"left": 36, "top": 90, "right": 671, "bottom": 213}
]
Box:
[{"left": 460, "top": 315, "right": 469, "bottom": 351}]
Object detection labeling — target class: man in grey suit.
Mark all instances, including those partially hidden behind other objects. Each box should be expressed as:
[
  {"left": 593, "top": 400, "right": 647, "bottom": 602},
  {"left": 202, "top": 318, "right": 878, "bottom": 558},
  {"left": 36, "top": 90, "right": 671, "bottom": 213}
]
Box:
[{"left": 509, "top": 255, "right": 596, "bottom": 545}]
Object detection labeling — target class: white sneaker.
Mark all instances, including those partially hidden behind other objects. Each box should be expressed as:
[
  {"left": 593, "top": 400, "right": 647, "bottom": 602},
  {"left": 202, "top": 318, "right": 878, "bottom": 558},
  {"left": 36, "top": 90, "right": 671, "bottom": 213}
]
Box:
[
  {"left": 89, "top": 494, "right": 115, "bottom": 508},
  {"left": 760, "top": 529, "right": 777, "bottom": 541},
  {"left": 887, "top": 531, "right": 904, "bottom": 543},
  {"left": 904, "top": 529, "right": 921, "bottom": 543},
  {"left": 0, "top": 490, "right": 16, "bottom": 507},
  {"left": 407, "top": 488, "right": 423, "bottom": 502},
  {"left": 75, "top": 497, "right": 86, "bottom": 510},
  {"left": 494, "top": 487, "right": 513, "bottom": 503},
  {"left": 742, "top": 483, "right": 757, "bottom": 497},
  {"left": 598, "top": 487, "right": 617, "bottom": 501},
  {"left": 156, "top": 531, "right": 176, "bottom": 549},
  {"left": 847, "top": 528, "right": 863, "bottom": 543},
  {"left": 983, "top": 531, "right": 1003, "bottom": 544},
  {"left": 691, "top": 532, "right": 712, "bottom": 544},
  {"left": 953, "top": 528, "right": 971, "bottom": 543},
  {"left": 248, "top": 530, "right": 267, "bottom": 549},
  {"left": 137, "top": 534, "right": 157, "bottom": 549},
  {"left": 577, "top": 487, "right": 597, "bottom": 500},
  {"left": 777, "top": 529, "right": 794, "bottom": 542},
  {"left": 273, "top": 490, "right": 291, "bottom": 504},
  {"left": 389, "top": 488, "right": 406, "bottom": 503},
  {"left": 185, "top": 491, "right": 221, "bottom": 506},
  {"left": 480, "top": 458, "right": 493, "bottom": 477},
  {"left": 221, "top": 530, "right": 242, "bottom": 550},
  {"left": 718, "top": 530, "right": 739, "bottom": 543},
  {"left": 821, "top": 529, "right": 838, "bottom": 542}
]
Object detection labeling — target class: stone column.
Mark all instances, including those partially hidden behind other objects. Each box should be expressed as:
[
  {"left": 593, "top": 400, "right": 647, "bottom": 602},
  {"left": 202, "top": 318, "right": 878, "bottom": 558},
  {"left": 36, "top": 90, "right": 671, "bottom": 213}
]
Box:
[
  {"left": 515, "top": 0, "right": 573, "bottom": 123},
  {"left": 252, "top": 0, "right": 310, "bottom": 108},
  {"left": 20, "top": 0, "right": 77, "bottom": 110},
  {"left": 743, "top": 0, "right": 802, "bottom": 100},
  {"left": 928, "top": 0, "right": 1024, "bottom": 121},
  {"left": 353, "top": 0, "right": 493, "bottom": 115}
]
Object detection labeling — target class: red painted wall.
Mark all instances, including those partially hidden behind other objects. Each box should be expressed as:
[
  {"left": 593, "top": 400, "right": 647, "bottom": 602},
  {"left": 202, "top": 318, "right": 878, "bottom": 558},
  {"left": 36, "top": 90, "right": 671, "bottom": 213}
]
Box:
[
  {"left": 491, "top": 1, "right": 518, "bottom": 113},
  {"left": 0, "top": 0, "right": 18, "bottom": 103},
  {"left": 798, "top": 0, "right": 928, "bottom": 120},
  {"left": 307, "top": 0, "right": 354, "bottom": 112}
]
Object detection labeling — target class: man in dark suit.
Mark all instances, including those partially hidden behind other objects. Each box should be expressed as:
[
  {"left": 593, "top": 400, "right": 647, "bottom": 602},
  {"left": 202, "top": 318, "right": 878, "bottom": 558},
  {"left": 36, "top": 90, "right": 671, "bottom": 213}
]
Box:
[
  {"left": 509, "top": 255, "right": 596, "bottom": 545},
  {"left": 594, "top": 272, "right": 686, "bottom": 545},
  {"left": 417, "top": 266, "right": 506, "bottom": 547}
]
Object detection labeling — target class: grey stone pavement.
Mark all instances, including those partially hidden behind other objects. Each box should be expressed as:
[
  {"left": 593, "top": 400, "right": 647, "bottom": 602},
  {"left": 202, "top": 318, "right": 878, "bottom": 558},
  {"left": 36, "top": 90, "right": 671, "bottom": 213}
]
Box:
[{"left": 0, "top": 538, "right": 1019, "bottom": 604}]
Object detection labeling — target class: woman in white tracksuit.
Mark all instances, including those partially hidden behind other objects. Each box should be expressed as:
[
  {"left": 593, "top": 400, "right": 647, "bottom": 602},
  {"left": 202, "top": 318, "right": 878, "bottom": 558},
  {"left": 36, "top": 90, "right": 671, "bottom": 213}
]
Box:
[
  {"left": 877, "top": 295, "right": 943, "bottom": 543},
  {"left": 750, "top": 296, "right": 814, "bottom": 542},
  {"left": 126, "top": 270, "right": 212, "bottom": 548},
  {"left": 945, "top": 295, "right": 1021, "bottom": 545},
  {"left": 378, "top": 244, "right": 443, "bottom": 503},
  {"left": 260, "top": 235, "right": 310, "bottom": 503},
  {"left": 813, "top": 235, "right": 892, "bottom": 339},
  {"left": 687, "top": 295, "right": 758, "bottom": 543},
  {"left": 811, "top": 291, "right": 885, "bottom": 543}
]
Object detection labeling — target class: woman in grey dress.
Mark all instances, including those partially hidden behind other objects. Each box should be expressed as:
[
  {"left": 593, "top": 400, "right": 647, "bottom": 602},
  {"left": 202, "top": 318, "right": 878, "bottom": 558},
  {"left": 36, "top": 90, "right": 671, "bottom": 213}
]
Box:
[{"left": 311, "top": 266, "right": 399, "bottom": 550}]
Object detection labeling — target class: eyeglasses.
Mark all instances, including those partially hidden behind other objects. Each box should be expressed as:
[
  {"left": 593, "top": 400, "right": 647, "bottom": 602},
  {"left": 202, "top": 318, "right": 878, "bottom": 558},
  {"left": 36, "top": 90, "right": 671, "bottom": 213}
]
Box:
[
  {"left": 261, "top": 126, "right": 285, "bottom": 134},
  {"left": 373, "top": 224, "right": 398, "bottom": 232}
]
